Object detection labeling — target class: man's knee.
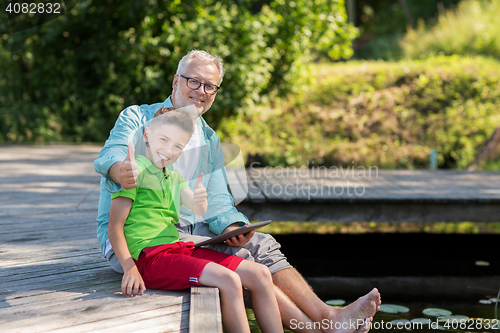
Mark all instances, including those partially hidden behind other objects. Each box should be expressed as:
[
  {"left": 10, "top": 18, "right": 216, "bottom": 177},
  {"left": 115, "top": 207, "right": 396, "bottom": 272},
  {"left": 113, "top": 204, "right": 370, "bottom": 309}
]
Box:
[{"left": 245, "top": 232, "right": 293, "bottom": 274}]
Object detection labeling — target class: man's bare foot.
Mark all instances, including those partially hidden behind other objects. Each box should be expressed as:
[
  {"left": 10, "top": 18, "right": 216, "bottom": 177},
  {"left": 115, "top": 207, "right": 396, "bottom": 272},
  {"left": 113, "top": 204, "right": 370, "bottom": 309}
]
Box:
[{"left": 322, "top": 288, "right": 381, "bottom": 333}]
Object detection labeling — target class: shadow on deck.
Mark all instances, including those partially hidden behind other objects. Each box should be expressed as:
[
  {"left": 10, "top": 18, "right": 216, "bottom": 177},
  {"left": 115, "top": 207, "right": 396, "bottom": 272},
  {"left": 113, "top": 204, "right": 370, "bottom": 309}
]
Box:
[{"left": 0, "top": 145, "right": 219, "bottom": 333}]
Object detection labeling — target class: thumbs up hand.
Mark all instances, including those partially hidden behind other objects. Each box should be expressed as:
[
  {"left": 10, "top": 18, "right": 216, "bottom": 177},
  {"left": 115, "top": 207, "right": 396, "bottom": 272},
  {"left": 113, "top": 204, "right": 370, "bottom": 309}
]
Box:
[
  {"left": 192, "top": 173, "right": 207, "bottom": 214},
  {"left": 119, "top": 142, "right": 138, "bottom": 189}
]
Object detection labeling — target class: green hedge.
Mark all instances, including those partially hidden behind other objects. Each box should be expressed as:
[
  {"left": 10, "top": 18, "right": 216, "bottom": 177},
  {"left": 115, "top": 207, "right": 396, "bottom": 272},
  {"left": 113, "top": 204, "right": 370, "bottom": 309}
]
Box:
[
  {"left": 0, "top": 0, "right": 356, "bottom": 143},
  {"left": 218, "top": 56, "right": 500, "bottom": 169}
]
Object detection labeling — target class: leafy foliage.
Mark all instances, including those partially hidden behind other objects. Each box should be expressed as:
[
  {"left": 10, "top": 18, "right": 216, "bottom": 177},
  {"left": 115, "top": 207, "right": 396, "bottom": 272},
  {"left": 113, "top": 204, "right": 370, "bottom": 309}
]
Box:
[
  {"left": 218, "top": 56, "right": 500, "bottom": 169},
  {"left": 351, "top": 0, "right": 461, "bottom": 60},
  {"left": 401, "top": 0, "right": 500, "bottom": 59},
  {"left": 0, "top": 0, "right": 356, "bottom": 143}
]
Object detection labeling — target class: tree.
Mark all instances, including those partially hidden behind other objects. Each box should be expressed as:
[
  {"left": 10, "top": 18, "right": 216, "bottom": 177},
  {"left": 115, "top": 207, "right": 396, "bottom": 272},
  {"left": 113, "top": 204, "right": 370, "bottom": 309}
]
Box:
[{"left": 0, "top": 0, "right": 356, "bottom": 143}]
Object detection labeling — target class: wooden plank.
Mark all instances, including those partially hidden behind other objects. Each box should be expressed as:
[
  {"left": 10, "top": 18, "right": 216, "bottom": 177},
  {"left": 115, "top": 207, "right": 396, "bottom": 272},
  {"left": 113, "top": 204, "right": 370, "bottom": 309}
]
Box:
[
  {"left": 225, "top": 168, "right": 248, "bottom": 206},
  {"left": 247, "top": 168, "right": 285, "bottom": 202},
  {"left": 1, "top": 286, "right": 184, "bottom": 321},
  {"left": 0, "top": 145, "right": 207, "bottom": 332},
  {"left": 189, "top": 286, "right": 222, "bottom": 333},
  {"left": 1, "top": 266, "right": 120, "bottom": 292},
  {"left": 81, "top": 307, "right": 189, "bottom": 333},
  {"left": 0, "top": 290, "right": 189, "bottom": 332},
  {"left": 0, "top": 246, "right": 102, "bottom": 268},
  {"left": 0, "top": 276, "right": 122, "bottom": 308},
  {"left": 0, "top": 258, "right": 108, "bottom": 281},
  {"left": 245, "top": 167, "right": 268, "bottom": 203},
  {"left": 0, "top": 280, "right": 120, "bottom": 310}
]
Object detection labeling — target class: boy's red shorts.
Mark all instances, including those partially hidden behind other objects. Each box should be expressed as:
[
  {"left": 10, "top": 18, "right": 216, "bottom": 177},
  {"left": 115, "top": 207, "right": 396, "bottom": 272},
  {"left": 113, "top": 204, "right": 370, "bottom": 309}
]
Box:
[{"left": 135, "top": 241, "right": 244, "bottom": 290}]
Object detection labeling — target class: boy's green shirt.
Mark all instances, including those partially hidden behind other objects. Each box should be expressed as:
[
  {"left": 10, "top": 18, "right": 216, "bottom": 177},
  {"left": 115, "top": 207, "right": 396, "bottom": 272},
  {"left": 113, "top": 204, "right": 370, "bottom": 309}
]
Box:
[{"left": 111, "top": 155, "right": 190, "bottom": 260}]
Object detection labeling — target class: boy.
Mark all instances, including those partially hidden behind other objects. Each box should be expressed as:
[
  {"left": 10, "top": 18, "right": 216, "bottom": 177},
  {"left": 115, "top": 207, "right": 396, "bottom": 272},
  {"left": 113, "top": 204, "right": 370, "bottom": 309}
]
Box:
[{"left": 108, "top": 110, "right": 283, "bottom": 333}]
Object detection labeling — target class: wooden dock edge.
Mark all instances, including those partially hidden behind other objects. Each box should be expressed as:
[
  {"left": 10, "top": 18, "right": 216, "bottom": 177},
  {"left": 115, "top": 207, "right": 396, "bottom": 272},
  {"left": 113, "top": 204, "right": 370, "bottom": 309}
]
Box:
[{"left": 189, "top": 286, "right": 222, "bottom": 333}]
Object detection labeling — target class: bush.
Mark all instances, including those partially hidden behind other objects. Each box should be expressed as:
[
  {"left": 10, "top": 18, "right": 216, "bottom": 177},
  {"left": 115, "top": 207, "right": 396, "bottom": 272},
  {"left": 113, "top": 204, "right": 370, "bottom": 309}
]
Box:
[
  {"left": 401, "top": 0, "right": 500, "bottom": 59},
  {"left": 351, "top": 0, "right": 461, "bottom": 60},
  {"left": 217, "top": 56, "right": 500, "bottom": 169},
  {"left": 0, "top": 0, "right": 356, "bottom": 143}
]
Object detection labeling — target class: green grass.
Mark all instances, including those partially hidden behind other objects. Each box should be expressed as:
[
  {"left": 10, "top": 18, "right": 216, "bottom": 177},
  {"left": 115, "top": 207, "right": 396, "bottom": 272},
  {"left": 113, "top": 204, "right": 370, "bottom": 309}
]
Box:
[
  {"left": 217, "top": 56, "right": 500, "bottom": 170},
  {"left": 401, "top": 0, "right": 500, "bottom": 59},
  {"left": 257, "top": 222, "right": 500, "bottom": 235}
]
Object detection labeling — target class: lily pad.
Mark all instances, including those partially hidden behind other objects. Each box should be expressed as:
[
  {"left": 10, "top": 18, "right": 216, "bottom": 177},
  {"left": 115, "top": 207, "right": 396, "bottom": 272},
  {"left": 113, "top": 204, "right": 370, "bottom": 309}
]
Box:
[
  {"left": 379, "top": 304, "right": 410, "bottom": 314},
  {"left": 475, "top": 260, "right": 490, "bottom": 266},
  {"left": 423, "top": 308, "right": 452, "bottom": 317},
  {"left": 437, "top": 315, "right": 469, "bottom": 323},
  {"left": 390, "top": 319, "right": 411, "bottom": 325},
  {"left": 326, "top": 299, "right": 346, "bottom": 306},
  {"left": 411, "top": 318, "right": 431, "bottom": 325}
]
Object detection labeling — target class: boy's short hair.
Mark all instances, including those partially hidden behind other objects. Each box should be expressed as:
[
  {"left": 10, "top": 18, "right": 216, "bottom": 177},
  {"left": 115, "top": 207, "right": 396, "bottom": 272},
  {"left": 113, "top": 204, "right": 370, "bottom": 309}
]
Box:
[{"left": 150, "top": 107, "right": 194, "bottom": 136}]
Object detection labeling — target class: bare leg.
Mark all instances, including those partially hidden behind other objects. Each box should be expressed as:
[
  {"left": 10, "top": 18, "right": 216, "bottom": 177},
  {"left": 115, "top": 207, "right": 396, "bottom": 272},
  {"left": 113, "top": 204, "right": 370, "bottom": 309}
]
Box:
[
  {"left": 273, "top": 268, "right": 381, "bottom": 333},
  {"left": 199, "top": 262, "right": 250, "bottom": 333},
  {"left": 235, "top": 261, "right": 284, "bottom": 333},
  {"left": 274, "top": 284, "right": 323, "bottom": 333}
]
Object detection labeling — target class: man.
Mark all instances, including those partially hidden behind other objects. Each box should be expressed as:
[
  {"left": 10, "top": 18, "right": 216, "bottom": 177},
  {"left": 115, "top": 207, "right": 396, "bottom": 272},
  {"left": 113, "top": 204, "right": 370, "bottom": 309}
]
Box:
[{"left": 95, "top": 50, "right": 380, "bottom": 333}]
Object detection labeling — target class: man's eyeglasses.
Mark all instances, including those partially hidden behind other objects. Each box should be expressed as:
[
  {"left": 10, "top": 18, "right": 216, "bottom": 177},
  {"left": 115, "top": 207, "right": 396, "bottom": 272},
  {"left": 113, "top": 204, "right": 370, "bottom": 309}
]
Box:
[{"left": 178, "top": 74, "right": 220, "bottom": 95}]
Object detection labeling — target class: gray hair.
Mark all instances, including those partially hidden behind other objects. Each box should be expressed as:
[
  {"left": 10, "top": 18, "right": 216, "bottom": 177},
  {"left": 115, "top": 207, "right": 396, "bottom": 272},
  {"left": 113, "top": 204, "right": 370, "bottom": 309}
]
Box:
[{"left": 176, "top": 50, "right": 224, "bottom": 86}]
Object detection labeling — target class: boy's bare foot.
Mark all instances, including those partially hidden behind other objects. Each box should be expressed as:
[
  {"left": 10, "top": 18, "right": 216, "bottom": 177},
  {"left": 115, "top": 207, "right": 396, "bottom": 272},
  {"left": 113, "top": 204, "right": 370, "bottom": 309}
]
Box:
[{"left": 322, "top": 288, "right": 381, "bottom": 333}]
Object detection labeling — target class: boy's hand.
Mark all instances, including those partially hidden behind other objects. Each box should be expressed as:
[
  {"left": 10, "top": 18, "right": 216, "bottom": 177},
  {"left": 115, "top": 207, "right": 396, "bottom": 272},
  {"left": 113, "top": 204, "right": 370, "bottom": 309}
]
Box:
[
  {"left": 120, "top": 142, "right": 138, "bottom": 189},
  {"left": 122, "top": 265, "right": 146, "bottom": 297},
  {"left": 193, "top": 173, "right": 207, "bottom": 205}
]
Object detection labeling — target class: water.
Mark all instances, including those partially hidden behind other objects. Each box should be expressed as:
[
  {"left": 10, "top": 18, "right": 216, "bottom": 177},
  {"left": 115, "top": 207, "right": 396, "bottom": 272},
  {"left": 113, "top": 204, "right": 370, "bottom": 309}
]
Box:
[
  {"left": 247, "top": 299, "right": 500, "bottom": 332},
  {"left": 246, "top": 231, "right": 500, "bottom": 332},
  {"left": 370, "top": 300, "right": 499, "bottom": 332}
]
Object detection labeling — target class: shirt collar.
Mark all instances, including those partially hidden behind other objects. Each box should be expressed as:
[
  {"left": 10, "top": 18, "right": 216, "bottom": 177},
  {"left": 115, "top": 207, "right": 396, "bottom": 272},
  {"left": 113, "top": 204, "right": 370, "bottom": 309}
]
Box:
[
  {"left": 164, "top": 96, "right": 174, "bottom": 107},
  {"left": 136, "top": 155, "right": 167, "bottom": 176}
]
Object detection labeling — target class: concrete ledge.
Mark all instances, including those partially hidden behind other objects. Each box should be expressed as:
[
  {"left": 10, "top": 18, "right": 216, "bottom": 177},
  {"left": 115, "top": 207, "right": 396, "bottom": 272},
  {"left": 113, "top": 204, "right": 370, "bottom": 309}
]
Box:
[
  {"left": 306, "top": 276, "right": 500, "bottom": 301},
  {"left": 238, "top": 201, "right": 500, "bottom": 222}
]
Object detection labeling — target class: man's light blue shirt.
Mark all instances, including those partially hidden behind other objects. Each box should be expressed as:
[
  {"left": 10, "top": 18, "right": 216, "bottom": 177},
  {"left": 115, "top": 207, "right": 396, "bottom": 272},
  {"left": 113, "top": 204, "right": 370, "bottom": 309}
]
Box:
[{"left": 94, "top": 97, "right": 248, "bottom": 256}]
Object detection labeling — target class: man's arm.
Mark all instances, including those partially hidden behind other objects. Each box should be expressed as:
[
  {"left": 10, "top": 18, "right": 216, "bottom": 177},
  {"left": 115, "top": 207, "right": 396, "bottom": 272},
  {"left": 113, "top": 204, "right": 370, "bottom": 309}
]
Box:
[
  {"left": 108, "top": 197, "right": 146, "bottom": 297},
  {"left": 201, "top": 140, "right": 251, "bottom": 243},
  {"left": 94, "top": 106, "right": 146, "bottom": 192},
  {"left": 108, "top": 143, "right": 139, "bottom": 189}
]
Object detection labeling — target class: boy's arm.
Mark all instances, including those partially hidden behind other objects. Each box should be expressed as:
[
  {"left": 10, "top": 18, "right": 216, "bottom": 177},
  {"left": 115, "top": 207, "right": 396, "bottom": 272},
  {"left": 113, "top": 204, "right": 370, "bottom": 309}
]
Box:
[
  {"left": 108, "top": 197, "right": 146, "bottom": 297},
  {"left": 180, "top": 173, "right": 207, "bottom": 216}
]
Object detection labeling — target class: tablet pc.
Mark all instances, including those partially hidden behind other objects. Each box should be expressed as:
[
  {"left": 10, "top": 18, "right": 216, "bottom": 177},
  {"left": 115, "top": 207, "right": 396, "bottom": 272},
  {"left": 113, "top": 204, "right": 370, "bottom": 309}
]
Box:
[{"left": 194, "top": 220, "right": 272, "bottom": 247}]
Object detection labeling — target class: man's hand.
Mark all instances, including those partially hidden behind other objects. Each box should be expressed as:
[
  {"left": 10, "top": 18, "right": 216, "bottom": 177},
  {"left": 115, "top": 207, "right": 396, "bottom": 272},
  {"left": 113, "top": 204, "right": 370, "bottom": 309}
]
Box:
[
  {"left": 121, "top": 264, "right": 146, "bottom": 297},
  {"left": 119, "top": 142, "right": 138, "bottom": 189},
  {"left": 223, "top": 223, "right": 254, "bottom": 247}
]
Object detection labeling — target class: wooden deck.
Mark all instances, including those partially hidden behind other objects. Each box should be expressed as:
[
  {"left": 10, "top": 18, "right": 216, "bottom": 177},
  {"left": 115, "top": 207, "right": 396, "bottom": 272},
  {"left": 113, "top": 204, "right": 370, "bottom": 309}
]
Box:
[
  {"left": 233, "top": 166, "right": 500, "bottom": 222},
  {"left": 0, "top": 145, "right": 220, "bottom": 333}
]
